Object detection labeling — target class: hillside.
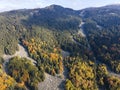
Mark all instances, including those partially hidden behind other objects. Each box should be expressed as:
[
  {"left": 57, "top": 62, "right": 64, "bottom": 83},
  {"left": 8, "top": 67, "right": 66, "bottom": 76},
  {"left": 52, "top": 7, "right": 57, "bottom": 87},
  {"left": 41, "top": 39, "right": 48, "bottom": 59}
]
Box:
[{"left": 0, "top": 4, "right": 120, "bottom": 90}]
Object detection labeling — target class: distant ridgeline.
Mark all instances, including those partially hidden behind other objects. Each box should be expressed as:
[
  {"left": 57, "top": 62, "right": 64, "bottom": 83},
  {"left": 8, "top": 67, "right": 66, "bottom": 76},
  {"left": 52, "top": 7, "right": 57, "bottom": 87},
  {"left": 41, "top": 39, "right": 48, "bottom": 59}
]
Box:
[{"left": 0, "top": 4, "right": 120, "bottom": 90}]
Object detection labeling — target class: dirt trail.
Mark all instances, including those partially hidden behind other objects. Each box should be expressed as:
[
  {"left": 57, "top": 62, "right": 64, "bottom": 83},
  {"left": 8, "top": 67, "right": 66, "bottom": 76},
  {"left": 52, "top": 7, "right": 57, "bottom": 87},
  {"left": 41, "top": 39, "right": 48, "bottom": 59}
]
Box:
[
  {"left": 38, "top": 73, "right": 65, "bottom": 90},
  {"left": 2, "top": 44, "right": 36, "bottom": 72},
  {"left": 38, "top": 50, "right": 70, "bottom": 90},
  {"left": 38, "top": 19, "right": 120, "bottom": 90},
  {"left": 96, "top": 24, "right": 102, "bottom": 30},
  {"left": 2, "top": 44, "right": 70, "bottom": 90},
  {"left": 71, "top": 21, "right": 91, "bottom": 50},
  {"left": 78, "top": 21, "right": 86, "bottom": 37}
]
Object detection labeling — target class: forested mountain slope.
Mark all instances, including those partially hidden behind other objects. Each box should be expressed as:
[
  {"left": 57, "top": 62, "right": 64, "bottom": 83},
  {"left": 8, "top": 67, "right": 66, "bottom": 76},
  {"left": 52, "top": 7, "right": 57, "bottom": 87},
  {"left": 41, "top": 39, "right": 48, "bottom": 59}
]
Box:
[{"left": 0, "top": 4, "right": 120, "bottom": 90}]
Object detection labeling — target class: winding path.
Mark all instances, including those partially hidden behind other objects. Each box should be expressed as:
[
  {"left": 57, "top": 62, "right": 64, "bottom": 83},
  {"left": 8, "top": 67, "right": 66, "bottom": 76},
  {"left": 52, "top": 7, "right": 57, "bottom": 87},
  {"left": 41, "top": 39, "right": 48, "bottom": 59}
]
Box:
[
  {"left": 2, "top": 44, "right": 36, "bottom": 72},
  {"left": 78, "top": 21, "right": 86, "bottom": 37},
  {"left": 2, "top": 43, "right": 70, "bottom": 90},
  {"left": 70, "top": 20, "right": 91, "bottom": 50},
  {"left": 38, "top": 19, "right": 120, "bottom": 90}
]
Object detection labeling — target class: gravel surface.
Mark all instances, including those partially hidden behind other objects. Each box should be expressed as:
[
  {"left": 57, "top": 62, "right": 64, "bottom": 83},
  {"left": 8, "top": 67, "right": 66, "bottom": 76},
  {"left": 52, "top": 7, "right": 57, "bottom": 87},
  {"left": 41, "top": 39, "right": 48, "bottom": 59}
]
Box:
[
  {"left": 2, "top": 44, "right": 36, "bottom": 72},
  {"left": 78, "top": 21, "right": 86, "bottom": 37},
  {"left": 2, "top": 39, "right": 119, "bottom": 90},
  {"left": 2, "top": 44, "right": 71, "bottom": 90},
  {"left": 38, "top": 50, "right": 70, "bottom": 90},
  {"left": 38, "top": 73, "right": 65, "bottom": 90},
  {"left": 3, "top": 44, "right": 36, "bottom": 63}
]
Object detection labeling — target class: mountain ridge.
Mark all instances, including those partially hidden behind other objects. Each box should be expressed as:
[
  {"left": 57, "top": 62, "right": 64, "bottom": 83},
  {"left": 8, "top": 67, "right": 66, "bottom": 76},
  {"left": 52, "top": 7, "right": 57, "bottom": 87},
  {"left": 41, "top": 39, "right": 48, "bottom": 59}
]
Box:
[{"left": 1, "top": 4, "right": 120, "bottom": 14}]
